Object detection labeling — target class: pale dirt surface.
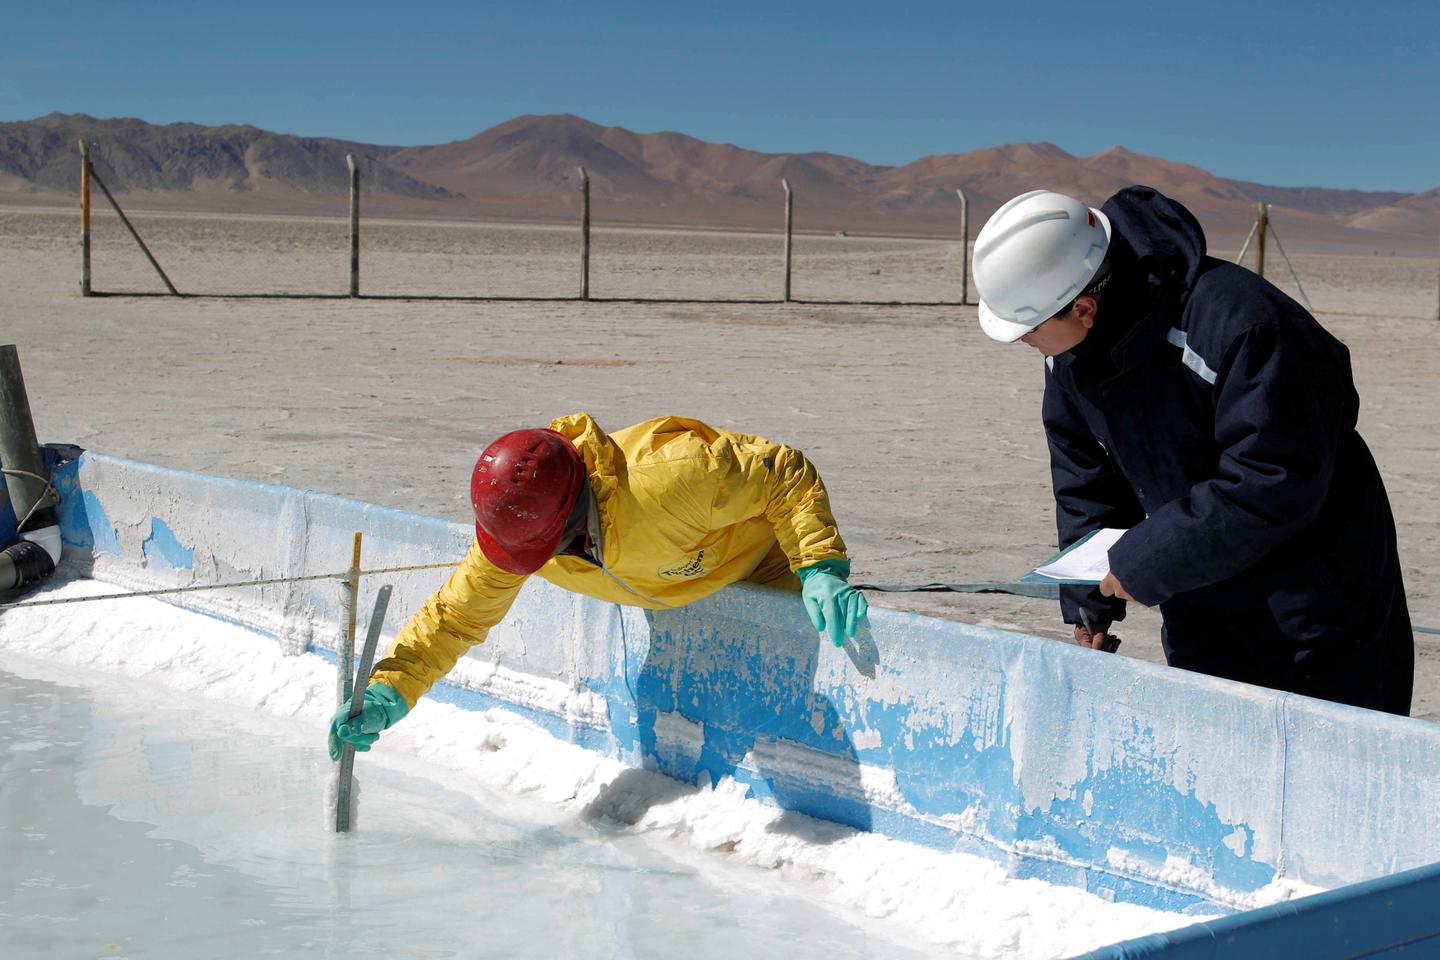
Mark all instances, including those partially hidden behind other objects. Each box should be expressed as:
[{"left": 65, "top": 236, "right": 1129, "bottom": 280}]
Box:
[{"left": 3, "top": 206, "right": 1437, "bottom": 719}]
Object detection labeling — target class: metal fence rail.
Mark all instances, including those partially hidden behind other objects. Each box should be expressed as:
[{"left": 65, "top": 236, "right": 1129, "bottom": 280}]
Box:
[{"left": 70, "top": 139, "right": 1440, "bottom": 318}]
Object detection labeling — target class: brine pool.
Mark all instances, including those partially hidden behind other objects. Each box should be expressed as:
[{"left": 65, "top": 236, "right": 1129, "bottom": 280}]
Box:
[{"left": 0, "top": 580, "right": 1208, "bottom": 959}]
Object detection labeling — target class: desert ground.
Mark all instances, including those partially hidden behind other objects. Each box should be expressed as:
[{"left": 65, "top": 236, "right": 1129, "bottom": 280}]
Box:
[{"left": 3, "top": 204, "right": 1437, "bottom": 719}]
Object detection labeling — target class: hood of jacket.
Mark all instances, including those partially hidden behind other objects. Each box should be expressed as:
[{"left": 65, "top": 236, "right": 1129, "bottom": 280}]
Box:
[
  {"left": 1102, "top": 185, "right": 1208, "bottom": 294},
  {"left": 1068, "top": 186, "right": 1209, "bottom": 375}
]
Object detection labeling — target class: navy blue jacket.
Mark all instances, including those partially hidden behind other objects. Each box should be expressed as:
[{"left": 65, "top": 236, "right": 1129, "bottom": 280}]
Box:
[{"left": 1044, "top": 186, "right": 1407, "bottom": 676}]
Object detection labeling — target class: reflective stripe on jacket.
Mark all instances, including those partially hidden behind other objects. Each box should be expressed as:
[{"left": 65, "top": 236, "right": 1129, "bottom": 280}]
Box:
[{"left": 371, "top": 412, "right": 847, "bottom": 707}]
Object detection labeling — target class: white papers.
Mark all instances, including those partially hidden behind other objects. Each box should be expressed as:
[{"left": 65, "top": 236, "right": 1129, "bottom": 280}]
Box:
[{"left": 1031, "top": 528, "right": 1126, "bottom": 583}]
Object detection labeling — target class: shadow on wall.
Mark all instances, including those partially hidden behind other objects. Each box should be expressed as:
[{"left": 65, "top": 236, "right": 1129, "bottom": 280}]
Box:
[{"left": 589, "top": 587, "right": 876, "bottom": 837}]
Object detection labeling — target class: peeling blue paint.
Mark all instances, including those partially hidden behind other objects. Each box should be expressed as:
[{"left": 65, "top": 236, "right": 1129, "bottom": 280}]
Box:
[
  {"left": 569, "top": 600, "right": 1292, "bottom": 911},
  {"left": 1024, "top": 739, "right": 1278, "bottom": 894},
  {"left": 142, "top": 518, "right": 195, "bottom": 570},
  {"left": 79, "top": 491, "right": 120, "bottom": 554}
]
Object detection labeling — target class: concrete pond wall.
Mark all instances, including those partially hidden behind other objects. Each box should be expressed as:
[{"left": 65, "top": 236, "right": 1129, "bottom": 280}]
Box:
[{"left": 38, "top": 450, "right": 1440, "bottom": 958}]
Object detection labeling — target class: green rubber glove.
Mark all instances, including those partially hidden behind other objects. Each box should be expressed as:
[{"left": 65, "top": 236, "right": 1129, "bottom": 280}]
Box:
[
  {"left": 798, "top": 559, "right": 869, "bottom": 647},
  {"left": 328, "top": 682, "right": 410, "bottom": 761}
]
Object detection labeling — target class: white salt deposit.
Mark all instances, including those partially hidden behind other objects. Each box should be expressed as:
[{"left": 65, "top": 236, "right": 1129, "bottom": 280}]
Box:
[{"left": 0, "top": 575, "right": 1225, "bottom": 959}]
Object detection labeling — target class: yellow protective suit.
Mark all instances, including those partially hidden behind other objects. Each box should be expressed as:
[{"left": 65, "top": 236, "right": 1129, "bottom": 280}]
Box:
[{"left": 370, "top": 412, "right": 849, "bottom": 708}]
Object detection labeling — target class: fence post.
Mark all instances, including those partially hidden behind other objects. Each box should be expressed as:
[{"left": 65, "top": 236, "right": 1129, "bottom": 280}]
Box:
[
  {"left": 579, "top": 166, "right": 590, "bottom": 300},
  {"left": 956, "top": 187, "right": 969, "bottom": 305},
  {"left": 1435, "top": 229, "right": 1439, "bottom": 321},
  {"left": 346, "top": 155, "right": 360, "bottom": 298},
  {"left": 1255, "top": 202, "right": 1268, "bottom": 278},
  {"left": 782, "top": 178, "right": 793, "bottom": 302},
  {"left": 78, "top": 140, "right": 92, "bottom": 297}
]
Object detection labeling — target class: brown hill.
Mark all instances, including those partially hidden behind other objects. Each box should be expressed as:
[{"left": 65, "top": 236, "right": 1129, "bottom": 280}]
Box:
[
  {"left": 0, "top": 113, "right": 459, "bottom": 210},
  {"left": 871, "top": 144, "right": 1258, "bottom": 233},
  {"left": 1346, "top": 187, "right": 1440, "bottom": 235},
  {"left": 382, "top": 118, "right": 1438, "bottom": 244},
  {"left": 1231, "top": 181, "right": 1411, "bottom": 217},
  {"left": 2, "top": 112, "right": 1435, "bottom": 249},
  {"left": 386, "top": 113, "right": 892, "bottom": 225}
]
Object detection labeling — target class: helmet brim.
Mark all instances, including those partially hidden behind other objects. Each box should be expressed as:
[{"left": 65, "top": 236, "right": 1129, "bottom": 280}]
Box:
[
  {"left": 474, "top": 521, "right": 559, "bottom": 576},
  {"left": 978, "top": 300, "right": 1039, "bottom": 343}
]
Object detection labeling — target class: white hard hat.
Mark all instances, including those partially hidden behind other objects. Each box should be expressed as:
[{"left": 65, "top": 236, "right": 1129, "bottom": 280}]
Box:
[{"left": 973, "top": 190, "right": 1111, "bottom": 343}]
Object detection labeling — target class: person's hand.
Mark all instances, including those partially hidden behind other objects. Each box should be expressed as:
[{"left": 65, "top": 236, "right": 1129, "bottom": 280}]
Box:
[
  {"left": 1073, "top": 622, "right": 1121, "bottom": 653},
  {"left": 798, "top": 560, "right": 869, "bottom": 647},
  {"left": 1099, "top": 571, "right": 1134, "bottom": 602},
  {"left": 328, "top": 682, "right": 410, "bottom": 761}
]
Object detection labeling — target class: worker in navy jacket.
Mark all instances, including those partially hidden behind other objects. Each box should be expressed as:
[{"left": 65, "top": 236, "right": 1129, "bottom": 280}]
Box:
[{"left": 970, "top": 185, "right": 1413, "bottom": 715}]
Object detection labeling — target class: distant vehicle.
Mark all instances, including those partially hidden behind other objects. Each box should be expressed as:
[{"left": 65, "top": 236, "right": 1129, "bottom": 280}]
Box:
[{"left": 835, "top": 229, "right": 848, "bottom": 237}]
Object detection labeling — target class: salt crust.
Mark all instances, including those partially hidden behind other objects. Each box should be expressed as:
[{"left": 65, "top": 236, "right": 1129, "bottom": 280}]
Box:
[{"left": 0, "top": 577, "right": 1251, "bottom": 959}]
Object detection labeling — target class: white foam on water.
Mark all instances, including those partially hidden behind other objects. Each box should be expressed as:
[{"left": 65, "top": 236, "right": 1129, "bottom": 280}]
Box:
[{"left": 0, "top": 575, "right": 1229, "bottom": 959}]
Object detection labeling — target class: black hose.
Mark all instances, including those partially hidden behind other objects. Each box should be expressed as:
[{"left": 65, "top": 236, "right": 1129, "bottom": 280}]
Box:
[{"left": 0, "top": 539, "right": 55, "bottom": 592}]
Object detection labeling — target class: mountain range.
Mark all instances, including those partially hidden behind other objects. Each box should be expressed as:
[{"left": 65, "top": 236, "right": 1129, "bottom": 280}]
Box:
[{"left": 3, "top": 112, "right": 1436, "bottom": 250}]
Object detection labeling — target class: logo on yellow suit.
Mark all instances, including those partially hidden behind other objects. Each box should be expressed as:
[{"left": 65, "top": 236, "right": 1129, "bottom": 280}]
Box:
[{"left": 658, "top": 549, "right": 708, "bottom": 579}]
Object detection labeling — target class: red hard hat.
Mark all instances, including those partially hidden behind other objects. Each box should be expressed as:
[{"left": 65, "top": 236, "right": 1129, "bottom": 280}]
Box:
[{"left": 470, "top": 428, "right": 587, "bottom": 575}]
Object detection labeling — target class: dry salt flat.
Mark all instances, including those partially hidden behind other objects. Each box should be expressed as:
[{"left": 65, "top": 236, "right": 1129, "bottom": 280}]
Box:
[{"left": 2, "top": 205, "right": 1437, "bottom": 721}]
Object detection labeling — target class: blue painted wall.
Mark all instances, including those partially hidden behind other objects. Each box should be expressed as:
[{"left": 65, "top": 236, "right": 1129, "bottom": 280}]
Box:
[
  {"left": 1080, "top": 862, "right": 1440, "bottom": 959},
  {"left": 46, "top": 452, "right": 1440, "bottom": 955}
]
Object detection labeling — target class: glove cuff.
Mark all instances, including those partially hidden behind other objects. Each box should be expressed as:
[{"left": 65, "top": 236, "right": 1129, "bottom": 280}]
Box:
[
  {"left": 797, "top": 558, "right": 850, "bottom": 583},
  {"left": 366, "top": 682, "right": 411, "bottom": 728}
]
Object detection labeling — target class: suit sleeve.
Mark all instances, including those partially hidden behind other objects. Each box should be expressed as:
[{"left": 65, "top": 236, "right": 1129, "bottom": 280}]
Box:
[
  {"left": 708, "top": 438, "right": 848, "bottom": 571},
  {"left": 369, "top": 539, "right": 528, "bottom": 708},
  {"left": 1042, "top": 363, "right": 1145, "bottom": 626},
  {"left": 1108, "top": 322, "right": 1347, "bottom": 606}
]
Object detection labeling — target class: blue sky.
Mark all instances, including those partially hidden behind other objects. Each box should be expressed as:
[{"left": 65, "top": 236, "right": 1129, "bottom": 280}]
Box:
[{"left": 4, "top": 1, "right": 1437, "bottom": 191}]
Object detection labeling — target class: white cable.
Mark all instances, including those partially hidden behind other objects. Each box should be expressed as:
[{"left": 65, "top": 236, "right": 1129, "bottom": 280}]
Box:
[
  {"left": 1267, "top": 224, "right": 1313, "bottom": 310},
  {"left": 1234, "top": 217, "right": 1260, "bottom": 265}
]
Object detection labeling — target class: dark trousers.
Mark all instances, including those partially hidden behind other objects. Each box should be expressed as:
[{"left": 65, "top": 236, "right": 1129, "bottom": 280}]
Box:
[{"left": 1160, "top": 577, "right": 1414, "bottom": 716}]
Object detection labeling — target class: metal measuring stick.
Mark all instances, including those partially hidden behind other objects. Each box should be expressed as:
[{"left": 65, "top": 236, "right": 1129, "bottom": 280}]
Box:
[{"left": 335, "top": 584, "right": 393, "bottom": 833}]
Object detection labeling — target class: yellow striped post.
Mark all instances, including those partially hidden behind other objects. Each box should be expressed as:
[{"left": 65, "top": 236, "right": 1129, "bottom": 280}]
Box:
[{"left": 337, "top": 531, "right": 363, "bottom": 707}]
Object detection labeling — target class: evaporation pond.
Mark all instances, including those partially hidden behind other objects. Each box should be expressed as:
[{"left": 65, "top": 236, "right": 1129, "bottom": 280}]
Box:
[{"left": 0, "top": 656, "right": 942, "bottom": 960}]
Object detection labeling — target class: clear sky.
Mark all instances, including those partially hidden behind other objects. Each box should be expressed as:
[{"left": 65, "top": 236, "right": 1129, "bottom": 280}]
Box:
[{"left": 4, "top": 0, "right": 1437, "bottom": 192}]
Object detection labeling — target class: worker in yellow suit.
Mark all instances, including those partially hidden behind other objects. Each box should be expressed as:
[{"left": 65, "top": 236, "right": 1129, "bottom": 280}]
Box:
[{"left": 328, "top": 412, "right": 868, "bottom": 758}]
